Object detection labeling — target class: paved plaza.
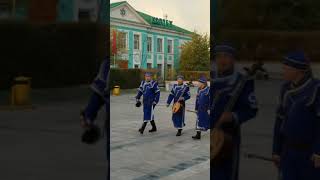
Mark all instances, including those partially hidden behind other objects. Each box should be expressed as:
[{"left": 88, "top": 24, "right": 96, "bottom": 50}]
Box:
[
  {"left": 1, "top": 63, "right": 320, "bottom": 179},
  {"left": 110, "top": 77, "right": 283, "bottom": 180},
  {"left": 0, "top": 86, "right": 107, "bottom": 180},
  {"left": 110, "top": 87, "right": 210, "bottom": 180}
]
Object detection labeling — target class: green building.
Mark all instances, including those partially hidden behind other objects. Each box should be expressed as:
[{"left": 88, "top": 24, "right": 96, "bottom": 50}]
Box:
[{"left": 110, "top": 1, "right": 193, "bottom": 79}]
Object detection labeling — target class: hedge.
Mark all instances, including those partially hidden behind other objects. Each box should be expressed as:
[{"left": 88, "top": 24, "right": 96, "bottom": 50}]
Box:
[
  {"left": 0, "top": 22, "right": 108, "bottom": 89},
  {"left": 110, "top": 68, "right": 159, "bottom": 89},
  {"left": 110, "top": 68, "right": 141, "bottom": 89}
]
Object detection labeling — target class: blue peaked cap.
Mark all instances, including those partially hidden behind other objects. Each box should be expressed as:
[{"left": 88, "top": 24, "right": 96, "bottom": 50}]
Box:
[{"left": 283, "top": 51, "right": 310, "bottom": 70}]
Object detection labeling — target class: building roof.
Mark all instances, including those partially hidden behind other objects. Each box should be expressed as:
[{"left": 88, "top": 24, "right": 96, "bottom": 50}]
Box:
[
  {"left": 110, "top": 1, "right": 126, "bottom": 9},
  {"left": 110, "top": 1, "right": 193, "bottom": 35}
]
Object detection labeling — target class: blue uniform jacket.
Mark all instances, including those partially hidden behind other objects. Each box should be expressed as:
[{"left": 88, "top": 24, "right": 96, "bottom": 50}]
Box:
[
  {"left": 136, "top": 80, "right": 160, "bottom": 106},
  {"left": 167, "top": 83, "right": 191, "bottom": 128},
  {"left": 210, "top": 72, "right": 258, "bottom": 141},
  {"left": 83, "top": 60, "right": 109, "bottom": 124},
  {"left": 195, "top": 86, "right": 211, "bottom": 130},
  {"left": 167, "top": 84, "right": 191, "bottom": 105},
  {"left": 273, "top": 77, "right": 320, "bottom": 155}
]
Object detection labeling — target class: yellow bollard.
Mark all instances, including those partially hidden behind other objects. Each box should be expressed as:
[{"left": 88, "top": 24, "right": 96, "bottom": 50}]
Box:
[
  {"left": 11, "top": 76, "right": 31, "bottom": 106},
  {"left": 112, "top": 85, "right": 120, "bottom": 96}
]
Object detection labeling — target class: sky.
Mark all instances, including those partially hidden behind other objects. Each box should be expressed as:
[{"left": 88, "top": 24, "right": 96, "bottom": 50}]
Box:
[{"left": 110, "top": 0, "right": 210, "bottom": 35}]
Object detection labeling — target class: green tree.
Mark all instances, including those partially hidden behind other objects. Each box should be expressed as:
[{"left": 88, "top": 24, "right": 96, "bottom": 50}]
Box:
[{"left": 179, "top": 32, "right": 210, "bottom": 71}]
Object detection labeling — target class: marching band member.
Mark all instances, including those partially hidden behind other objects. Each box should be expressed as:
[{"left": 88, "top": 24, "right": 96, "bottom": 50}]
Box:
[
  {"left": 210, "top": 43, "right": 258, "bottom": 180},
  {"left": 135, "top": 72, "right": 160, "bottom": 134},
  {"left": 166, "top": 75, "right": 191, "bottom": 136},
  {"left": 80, "top": 59, "right": 109, "bottom": 144},
  {"left": 272, "top": 51, "right": 320, "bottom": 180},
  {"left": 193, "top": 76, "right": 210, "bottom": 140}
]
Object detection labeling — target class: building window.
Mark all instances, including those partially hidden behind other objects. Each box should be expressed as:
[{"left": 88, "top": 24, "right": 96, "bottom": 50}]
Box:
[
  {"left": 118, "top": 31, "right": 127, "bottom": 50},
  {"left": 134, "top": 34, "right": 140, "bottom": 50},
  {"left": 147, "top": 36, "right": 152, "bottom": 52},
  {"left": 157, "top": 38, "right": 163, "bottom": 53},
  {"left": 167, "top": 39, "right": 173, "bottom": 54},
  {"left": 147, "top": 63, "right": 152, "bottom": 69}
]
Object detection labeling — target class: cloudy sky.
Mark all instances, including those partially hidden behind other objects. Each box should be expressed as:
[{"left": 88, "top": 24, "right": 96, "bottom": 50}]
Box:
[{"left": 110, "top": 0, "right": 210, "bottom": 34}]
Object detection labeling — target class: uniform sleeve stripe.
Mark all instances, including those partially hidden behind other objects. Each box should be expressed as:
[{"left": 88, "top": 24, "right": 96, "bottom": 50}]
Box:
[
  {"left": 307, "top": 84, "right": 320, "bottom": 106},
  {"left": 90, "top": 85, "right": 104, "bottom": 98}
]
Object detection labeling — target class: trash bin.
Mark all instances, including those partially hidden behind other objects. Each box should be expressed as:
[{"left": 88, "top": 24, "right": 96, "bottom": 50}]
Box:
[
  {"left": 11, "top": 76, "right": 31, "bottom": 105},
  {"left": 112, "top": 85, "right": 120, "bottom": 96}
]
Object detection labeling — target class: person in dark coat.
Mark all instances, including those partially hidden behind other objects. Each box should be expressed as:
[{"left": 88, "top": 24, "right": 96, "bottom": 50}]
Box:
[
  {"left": 210, "top": 44, "right": 258, "bottom": 180},
  {"left": 272, "top": 51, "right": 320, "bottom": 180}
]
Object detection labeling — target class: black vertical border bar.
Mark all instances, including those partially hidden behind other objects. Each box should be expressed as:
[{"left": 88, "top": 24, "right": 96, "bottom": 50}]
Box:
[
  {"left": 210, "top": 0, "right": 218, "bottom": 179},
  {"left": 105, "top": 1, "right": 110, "bottom": 179},
  {"left": 97, "top": 1, "right": 110, "bottom": 179}
]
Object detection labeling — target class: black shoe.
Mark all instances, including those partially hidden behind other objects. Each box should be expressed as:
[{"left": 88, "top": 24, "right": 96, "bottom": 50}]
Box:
[
  {"left": 176, "top": 129, "right": 182, "bottom": 136},
  {"left": 149, "top": 120, "right": 157, "bottom": 132},
  {"left": 139, "top": 122, "right": 147, "bottom": 134},
  {"left": 192, "top": 131, "right": 201, "bottom": 140}
]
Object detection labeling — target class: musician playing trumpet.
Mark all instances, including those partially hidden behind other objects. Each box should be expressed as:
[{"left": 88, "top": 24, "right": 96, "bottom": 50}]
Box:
[
  {"left": 166, "top": 75, "right": 191, "bottom": 136},
  {"left": 210, "top": 43, "right": 258, "bottom": 180}
]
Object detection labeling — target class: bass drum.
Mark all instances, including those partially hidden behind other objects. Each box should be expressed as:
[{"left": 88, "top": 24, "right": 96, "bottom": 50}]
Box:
[{"left": 210, "top": 128, "right": 233, "bottom": 167}]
